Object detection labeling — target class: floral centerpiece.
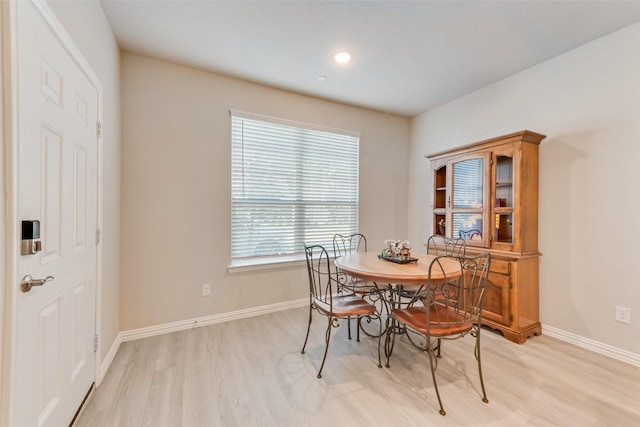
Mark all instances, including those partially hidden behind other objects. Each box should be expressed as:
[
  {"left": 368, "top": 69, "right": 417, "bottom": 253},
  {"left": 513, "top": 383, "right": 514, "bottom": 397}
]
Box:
[{"left": 381, "top": 239, "right": 412, "bottom": 259}]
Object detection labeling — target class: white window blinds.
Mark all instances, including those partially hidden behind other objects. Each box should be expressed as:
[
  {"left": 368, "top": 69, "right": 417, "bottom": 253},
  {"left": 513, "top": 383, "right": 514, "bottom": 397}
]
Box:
[
  {"left": 231, "top": 111, "right": 360, "bottom": 261},
  {"left": 452, "top": 158, "right": 484, "bottom": 208}
]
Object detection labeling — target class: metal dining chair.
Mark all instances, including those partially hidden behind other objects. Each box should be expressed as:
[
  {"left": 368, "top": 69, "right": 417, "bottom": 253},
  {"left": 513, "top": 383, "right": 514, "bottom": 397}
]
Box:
[
  {"left": 385, "top": 253, "right": 491, "bottom": 416},
  {"left": 398, "top": 235, "right": 466, "bottom": 308},
  {"left": 425, "top": 234, "right": 466, "bottom": 257},
  {"left": 423, "top": 234, "right": 466, "bottom": 356},
  {"left": 332, "top": 233, "right": 378, "bottom": 340},
  {"left": 301, "top": 244, "right": 381, "bottom": 378},
  {"left": 333, "top": 233, "right": 368, "bottom": 297}
]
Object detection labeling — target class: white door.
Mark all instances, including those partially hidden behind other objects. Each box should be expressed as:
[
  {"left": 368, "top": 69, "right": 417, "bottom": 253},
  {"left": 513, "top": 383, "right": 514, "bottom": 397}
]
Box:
[{"left": 11, "top": 2, "right": 98, "bottom": 425}]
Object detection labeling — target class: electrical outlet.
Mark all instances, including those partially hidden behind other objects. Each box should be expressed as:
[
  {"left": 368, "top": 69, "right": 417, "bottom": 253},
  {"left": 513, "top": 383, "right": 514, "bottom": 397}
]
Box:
[
  {"left": 202, "top": 283, "right": 211, "bottom": 297},
  {"left": 615, "top": 306, "right": 631, "bottom": 324}
]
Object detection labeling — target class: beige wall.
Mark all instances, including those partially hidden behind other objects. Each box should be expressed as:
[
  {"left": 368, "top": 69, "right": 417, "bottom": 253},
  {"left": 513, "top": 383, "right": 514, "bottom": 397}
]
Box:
[
  {"left": 47, "top": 0, "right": 121, "bottom": 362},
  {"left": 35, "top": 0, "right": 639, "bottom": 359},
  {"left": 0, "top": 1, "right": 6, "bottom": 409},
  {"left": 120, "top": 53, "right": 410, "bottom": 330},
  {"left": 408, "top": 22, "right": 640, "bottom": 353}
]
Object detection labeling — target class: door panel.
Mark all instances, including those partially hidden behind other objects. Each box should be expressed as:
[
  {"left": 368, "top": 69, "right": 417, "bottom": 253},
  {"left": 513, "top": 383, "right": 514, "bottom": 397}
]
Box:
[
  {"left": 11, "top": 2, "right": 98, "bottom": 425},
  {"left": 38, "top": 296, "right": 62, "bottom": 422},
  {"left": 73, "top": 146, "right": 89, "bottom": 252},
  {"left": 42, "top": 126, "right": 64, "bottom": 262}
]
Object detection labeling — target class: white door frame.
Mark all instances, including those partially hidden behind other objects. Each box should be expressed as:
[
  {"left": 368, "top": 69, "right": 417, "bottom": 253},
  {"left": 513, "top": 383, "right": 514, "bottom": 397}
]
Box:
[{"left": 0, "top": 1, "right": 104, "bottom": 424}]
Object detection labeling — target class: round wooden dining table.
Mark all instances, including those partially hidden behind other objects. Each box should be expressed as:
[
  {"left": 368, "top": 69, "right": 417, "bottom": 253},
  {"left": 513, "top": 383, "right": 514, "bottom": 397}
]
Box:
[
  {"left": 334, "top": 252, "right": 464, "bottom": 357},
  {"left": 334, "top": 252, "right": 462, "bottom": 286}
]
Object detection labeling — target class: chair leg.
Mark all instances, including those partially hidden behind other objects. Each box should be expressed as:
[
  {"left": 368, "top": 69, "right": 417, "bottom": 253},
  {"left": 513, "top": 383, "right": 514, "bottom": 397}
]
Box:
[
  {"left": 384, "top": 317, "right": 396, "bottom": 368},
  {"left": 376, "top": 315, "right": 382, "bottom": 368},
  {"left": 474, "top": 329, "right": 489, "bottom": 404},
  {"left": 356, "top": 317, "right": 361, "bottom": 341},
  {"left": 301, "top": 304, "right": 313, "bottom": 354},
  {"left": 347, "top": 317, "right": 352, "bottom": 340},
  {"left": 436, "top": 338, "right": 442, "bottom": 358},
  {"left": 317, "top": 316, "right": 333, "bottom": 379},
  {"left": 427, "top": 341, "right": 446, "bottom": 416}
]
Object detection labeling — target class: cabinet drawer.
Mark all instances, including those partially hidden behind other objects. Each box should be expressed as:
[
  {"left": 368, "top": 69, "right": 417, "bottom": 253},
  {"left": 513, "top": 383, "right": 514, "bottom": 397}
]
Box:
[{"left": 490, "top": 259, "right": 511, "bottom": 275}]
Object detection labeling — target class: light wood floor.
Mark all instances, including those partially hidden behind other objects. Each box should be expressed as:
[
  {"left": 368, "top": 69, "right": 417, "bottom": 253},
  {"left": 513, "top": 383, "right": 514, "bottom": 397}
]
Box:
[{"left": 75, "top": 307, "right": 640, "bottom": 426}]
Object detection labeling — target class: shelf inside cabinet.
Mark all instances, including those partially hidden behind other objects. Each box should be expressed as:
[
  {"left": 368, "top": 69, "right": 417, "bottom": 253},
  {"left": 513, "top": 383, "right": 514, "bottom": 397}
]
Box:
[{"left": 494, "top": 207, "right": 513, "bottom": 214}]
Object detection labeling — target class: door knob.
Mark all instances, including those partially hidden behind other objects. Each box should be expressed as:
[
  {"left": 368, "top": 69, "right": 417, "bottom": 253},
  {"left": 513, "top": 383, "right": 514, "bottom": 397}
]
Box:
[{"left": 21, "top": 275, "right": 55, "bottom": 293}]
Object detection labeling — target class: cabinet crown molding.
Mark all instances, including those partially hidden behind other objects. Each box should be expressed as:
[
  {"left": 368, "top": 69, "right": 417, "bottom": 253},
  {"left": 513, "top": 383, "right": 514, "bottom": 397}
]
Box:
[{"left": 426, "top": 130, "right": 546, "bottom": 160}]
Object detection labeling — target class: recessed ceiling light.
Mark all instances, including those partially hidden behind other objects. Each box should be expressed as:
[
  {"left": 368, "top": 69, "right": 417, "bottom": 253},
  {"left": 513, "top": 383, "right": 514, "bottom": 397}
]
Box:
[
  {"left": 317, "top": 75, "right": 327, "bottom": 81},
  {"left": 333, "top": 52, "right": 352, "bottom": 64}
]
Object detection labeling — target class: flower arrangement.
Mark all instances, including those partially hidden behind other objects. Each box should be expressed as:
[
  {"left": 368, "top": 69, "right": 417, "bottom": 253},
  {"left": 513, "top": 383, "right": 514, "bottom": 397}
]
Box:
[{"left": 381, "top": 239, "right": 412, "bottom": 259}]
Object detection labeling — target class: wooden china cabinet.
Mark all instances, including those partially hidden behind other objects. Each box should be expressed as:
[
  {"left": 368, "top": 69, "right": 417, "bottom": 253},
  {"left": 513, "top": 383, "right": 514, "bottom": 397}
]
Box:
[{"left": 427, "top": 130, "right": 546, "bottom": 344}]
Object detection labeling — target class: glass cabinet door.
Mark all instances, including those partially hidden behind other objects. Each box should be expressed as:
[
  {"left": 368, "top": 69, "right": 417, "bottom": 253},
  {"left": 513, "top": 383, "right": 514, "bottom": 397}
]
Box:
[
  {"left": 432, "top": 164, "right": 447, "bottom": 236},
  {"left": 448, "top": 153, "right": 489, "bottom": 246},
  {"left": 494, "top": 149, "right": 515, "bottom": 246}
]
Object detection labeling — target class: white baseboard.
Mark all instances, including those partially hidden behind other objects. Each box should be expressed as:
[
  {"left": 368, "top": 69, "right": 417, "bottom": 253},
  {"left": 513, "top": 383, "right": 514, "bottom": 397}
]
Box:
[
  {"left": 94, "top": 299, "right": 307, "bottom": 386},
  {"left": 543, "top": 324, "right": 640, "bottom": 367},
  {"left": 119, "top": 298, "right": 308, "bottom": 343},
  {"left": 96, "top": 333, "right": 121, "bottom": 386}
]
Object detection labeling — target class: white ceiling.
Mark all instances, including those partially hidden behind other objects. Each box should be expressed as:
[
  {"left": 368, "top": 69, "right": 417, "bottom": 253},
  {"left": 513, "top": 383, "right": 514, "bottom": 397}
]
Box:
[{"left": 100, "top": 0, "right": 640, "bottom": 118}]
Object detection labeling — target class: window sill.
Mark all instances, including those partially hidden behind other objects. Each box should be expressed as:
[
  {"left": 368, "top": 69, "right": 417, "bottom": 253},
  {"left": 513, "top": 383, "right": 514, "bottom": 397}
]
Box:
[
  {"left": 228, "top": 255, "right": 307, "bottom": 273},
  {"left": 228, "top": 252, "right": 338, "bottom": 273}
]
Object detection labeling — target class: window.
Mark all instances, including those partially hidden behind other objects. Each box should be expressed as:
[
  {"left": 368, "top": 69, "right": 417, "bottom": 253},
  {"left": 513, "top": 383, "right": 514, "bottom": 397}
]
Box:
[{"left": 230, "top": 111, "right": 360, "bottom": 266}]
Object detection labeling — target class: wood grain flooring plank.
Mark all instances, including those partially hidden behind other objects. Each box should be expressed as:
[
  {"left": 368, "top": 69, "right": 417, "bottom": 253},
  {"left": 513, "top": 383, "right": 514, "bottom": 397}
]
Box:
[{"left": 75, "top": 307, "right": 640, "bottom": 426}]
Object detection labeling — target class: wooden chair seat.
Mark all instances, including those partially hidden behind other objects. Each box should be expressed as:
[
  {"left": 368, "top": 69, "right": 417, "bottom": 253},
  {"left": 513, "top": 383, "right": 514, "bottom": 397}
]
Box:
[
  {"left": 391, "top": 306, "right": 473, "bottom": 337},
  {"left": 315, "top": 294, "right": 377, "bottom": 317}
]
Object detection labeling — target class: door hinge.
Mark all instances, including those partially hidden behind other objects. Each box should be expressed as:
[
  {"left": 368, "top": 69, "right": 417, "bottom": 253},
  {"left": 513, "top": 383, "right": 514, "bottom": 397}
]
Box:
[
  {"left": 95, "top": 228, "right": 101, "bottom": 245},
  {"left": 96, "top": 121, "right": 102, "bottom": 138},
  {"left": 490, "top": 158, "right": 494, "bottom": 165},
  {"left": 94, "top": 334, "right": 99, "bottom": 353}
]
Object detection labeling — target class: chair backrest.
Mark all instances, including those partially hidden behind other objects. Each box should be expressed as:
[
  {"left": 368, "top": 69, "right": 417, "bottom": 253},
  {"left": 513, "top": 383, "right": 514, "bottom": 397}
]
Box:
[
  {"left": 426, "top": 234, "right": 466, "bottom": 257},
  {"left": 333, "top": 233, "right": 367, "bottom": 287},
  {"left": 332, "top": 233, "right": 367, "bottom": 257},
  {"left": 304, "top": 244, "right": 336, "bottom": 307},
  {"left": 425, "top": 253, "right": 491, "bottom": 332}
]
